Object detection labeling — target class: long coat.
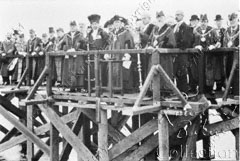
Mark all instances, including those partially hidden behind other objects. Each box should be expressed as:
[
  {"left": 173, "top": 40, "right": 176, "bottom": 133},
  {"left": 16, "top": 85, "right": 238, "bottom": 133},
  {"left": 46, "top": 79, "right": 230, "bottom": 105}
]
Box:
[
  {"left": 194, "top": 26, "right": 218, "bottom": 87},
  {"left": 149, "top": 24, "right": 176, "bottom": 92},
  {"left": 173, "top": 22, "right": 193, "bottom": 93},
  {"left": 223, "top": 25, "right": 239, "bottom": 95},
  {"left": 62, "top": 31, "right": 87, "bottom": 89},
  {"left": 87, "top": 27, "right": 110, "bottom": 87},
  {"left": 0, "top": 40, "right": 16, "bottom": 77},
  {"left": 26, "top": 37, "right": 42, "bottom": 81},
  {"left": 109, "top": 28, "right": 135, "bottom": 92}
]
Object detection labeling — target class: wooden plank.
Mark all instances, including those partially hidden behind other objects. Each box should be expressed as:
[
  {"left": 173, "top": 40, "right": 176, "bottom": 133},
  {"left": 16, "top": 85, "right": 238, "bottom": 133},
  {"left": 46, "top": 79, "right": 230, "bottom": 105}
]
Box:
[
  {"left": 27, "top": 105, "right": 34, "bottom": 160},
  {"left": 223, "top": 51, "right": 238, "bottom": 100},
  {"left": 158, "top": 113, "right": 169, "bottom": 161},
  {"left": 1, "top": 88, "right": 28, "bottom": 94},
  {"left": 156, "top": 64, "right": 191, "bottom": 110},
  {"left": 203, "top": 117, "right": 239, "bottom": 136},
  {"left": 0, "top": 110, "right": 79, "bottom": 152},
  {"left": 0, "top": 105, "right": 50, "bottom": 155},
  {"left": 98, "top": 109, "right": 109, "bottom": 161},
  {"left": 19, "top": 99, "right": 48, "bottom": 106},
  {"left": 182, "top": 117, "right": 200, "bottom": 161},
  {"left": 50, "top": 105, "right": 59, "bottom": 161},
  {"left": 25, "top": 67, "right": 48, "bottom": 100},
  {"left": 122, "top": 134, "right": 158, "bottom": 161},
  {"left": 0, "top": 128, "right": 19, "bottom": 143},
  {"left": 37, "top": 99, "right": 97, "bottom": 161},
  {"left": 80, "top": 108, "right": 125, "bottom": 143},
  {"left": 0, "top": 124, "right": 8, "bottom": 134},
  {"left": 109, "top": 119, "right": 157, "bottom": 160},
  {"left": 60, "top": 110, "right": 83, "bottom": 161}
]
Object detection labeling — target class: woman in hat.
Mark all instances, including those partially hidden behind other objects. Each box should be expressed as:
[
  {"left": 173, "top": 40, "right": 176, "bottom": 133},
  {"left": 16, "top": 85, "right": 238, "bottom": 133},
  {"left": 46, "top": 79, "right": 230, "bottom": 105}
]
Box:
[{"left": 109, "top": 15, "right": 135, "bottom": 94}]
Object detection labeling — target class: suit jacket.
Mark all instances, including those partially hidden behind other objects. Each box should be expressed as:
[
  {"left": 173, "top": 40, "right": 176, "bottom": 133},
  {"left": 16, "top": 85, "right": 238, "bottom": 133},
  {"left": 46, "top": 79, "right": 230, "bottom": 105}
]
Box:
[
  {"left": 173, "top": 22, "right": 192, "bottom": 49},
  {"left": 87, "top": 28, "right": 110, "bottom": 50},
  {"left": 213, "top": 28, "right": 226, "bottom": 47},
  {"left": 0, "top": 40, "right": 15, "bottom": 55},
  {"left": 140, "top": 23, "right": 155, "bottom": 48},
  {"left": 64, "top": 31, "right": 87, "bottom": 51},
  {"left": 193, "top": 26, "right": 217, "bottom": 48},
  {"left": 223, "top": 25, "right": 239, "bottom": 47},
  {"left": 56, "top": 35, "right": 67, "bottom": 51},
  {"left": 149, "top": 24, "right": 176, "bottom": 48},
  {"left": 26, "top": 37, "right": 42, "bottom": 54}
]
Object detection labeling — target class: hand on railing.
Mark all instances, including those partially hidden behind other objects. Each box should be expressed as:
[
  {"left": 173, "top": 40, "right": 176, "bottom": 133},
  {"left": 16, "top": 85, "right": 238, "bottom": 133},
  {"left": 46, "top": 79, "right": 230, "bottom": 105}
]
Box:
[
  {"left": 195, "top": 45, "right": 203, "bottom": 51},
  {"left": 208, "top": 45, "right": 215, "bottom": 51},
  {"left": 32, "top": 51, "right": 37, "bottom": 56}
]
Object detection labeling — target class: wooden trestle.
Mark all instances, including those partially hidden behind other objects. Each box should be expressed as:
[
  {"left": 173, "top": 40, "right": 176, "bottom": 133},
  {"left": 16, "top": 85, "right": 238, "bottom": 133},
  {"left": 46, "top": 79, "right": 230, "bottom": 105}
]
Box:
[{"left": 0, "top": 48, "right": 239, "bottom": 161}]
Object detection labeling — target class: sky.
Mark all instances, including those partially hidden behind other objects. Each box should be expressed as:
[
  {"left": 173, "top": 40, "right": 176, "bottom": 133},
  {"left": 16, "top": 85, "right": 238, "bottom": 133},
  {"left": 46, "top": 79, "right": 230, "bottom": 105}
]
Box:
[{"left": 0, "top": 0, "right": 239, "bottom": 39}]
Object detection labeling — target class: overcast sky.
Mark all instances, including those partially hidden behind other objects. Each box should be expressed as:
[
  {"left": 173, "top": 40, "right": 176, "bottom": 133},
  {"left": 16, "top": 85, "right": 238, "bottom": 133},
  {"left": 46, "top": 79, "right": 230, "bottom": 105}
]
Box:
[{"left": 0, "top": 0, "right": 238, "bottom": 39}]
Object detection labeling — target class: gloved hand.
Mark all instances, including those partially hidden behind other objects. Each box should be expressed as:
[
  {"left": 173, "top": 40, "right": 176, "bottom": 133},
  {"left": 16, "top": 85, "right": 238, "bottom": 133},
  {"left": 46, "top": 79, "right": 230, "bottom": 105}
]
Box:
[
  {"left": 39, "top": 51, "right": 44, "bottom": 56},
  {"left": 32, "top": 52, "right": 37, "bottom": 56},
  {"left": 104, "top": 54, "right": 111, "bottom": 60},
  {"left": 195, "top": 45, "right": 203, "bottom": 51},
  {"left": 122, "top": 53, "right": 131, "bottom": 61},
  {"left": 208, "top": 45, "right": 215, "bottom": 50},
  {"left": 2, "top": 53, "right": 6, "bottom": 56},
  {"left": 215, "top": 42, "right": 221, "bottom": 48}
]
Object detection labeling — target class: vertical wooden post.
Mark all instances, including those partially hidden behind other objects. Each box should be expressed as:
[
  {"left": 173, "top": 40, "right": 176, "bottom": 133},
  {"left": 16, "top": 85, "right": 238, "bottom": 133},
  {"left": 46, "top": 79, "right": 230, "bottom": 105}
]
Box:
[
  {"left": 50, "top": 105, "right": 59, "bottom": 161},
  {"left": 98, "top": 109, "right": 109, "bottom": 161},
  {"left": 26, "top": 55, "right": 31, "bottom": 86},
  {"left": 108, "top": 61, "right": 113, "bottom": 97},
  {"left": 198, "top": 51, "right": 205, "bottom": 94},
  {"left": 46, "top": 52, "right": 52, "bottom": 96},
  {"left": 158, "top": 113, "right": 169, "bottom": 161},
  {"left": 202, "top": 110, "right": 211, "bottom": 159},
  {"left": 234, "top": 130, "right": 239, "bottom": 160},
  {"left": 27, "top": 105, "right": 34, "bottom": 161}
]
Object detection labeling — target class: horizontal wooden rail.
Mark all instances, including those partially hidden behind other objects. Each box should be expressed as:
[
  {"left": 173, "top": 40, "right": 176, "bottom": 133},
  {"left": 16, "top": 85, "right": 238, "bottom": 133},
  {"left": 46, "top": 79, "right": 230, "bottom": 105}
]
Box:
[{"left": 48, "top": 47, "right": 238, "bottom": 57}]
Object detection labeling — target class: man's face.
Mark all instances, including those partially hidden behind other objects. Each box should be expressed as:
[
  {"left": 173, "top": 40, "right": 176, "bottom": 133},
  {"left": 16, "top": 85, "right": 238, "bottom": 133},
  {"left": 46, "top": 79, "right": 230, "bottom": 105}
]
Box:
[
  {"left": 114, "top": 20, "right": 122, "bottom": 29},
  {"left": 107, "top": 24, "right": 114, "bottom": 32},
  {"left": 91, "top": 22, "right": 99, "bottom": 30},
  {"left": 230, "top": 18, "right": 238, "bottom": 27},
  {"left": 157, "top": 16, "right": 165, "bottom": 23},
  {"left": 49, "top": 32, "right": 55, "bottom": 38},
  {"left": 57, "top": 31, "right": 64, "bottom": 37},
  {"left": 190, "top": 20, "right": 199, "bottom": 27},
  {"left": 42, "top": 36, "right": 48, "bottom": 43},
  {"left": 200, "top": 20, "right": 208, "bottom": 29},
  {"left": 29, "top": 32, "right": 35, "bottom": 39},
  {"left": 215, "top": 20, "right": 222, "bottom": 28},
  {"left": 79, "top": 24, "right": 85, "bottom": 33},
  {"left": 142, "top": 16, "right": 150, "bottom": 25},
  {"left": 175, "top": 13, "right": 183, "bottom": 22},
  {"left": 70, "top": 25, "right": 77, "bottom": 32}
]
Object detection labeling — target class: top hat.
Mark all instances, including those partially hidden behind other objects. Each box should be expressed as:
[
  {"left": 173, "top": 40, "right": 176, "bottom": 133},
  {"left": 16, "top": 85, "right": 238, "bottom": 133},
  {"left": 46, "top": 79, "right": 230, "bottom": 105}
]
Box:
[{"left": 88, "top": 14, "right": 101, "bottom": 24}]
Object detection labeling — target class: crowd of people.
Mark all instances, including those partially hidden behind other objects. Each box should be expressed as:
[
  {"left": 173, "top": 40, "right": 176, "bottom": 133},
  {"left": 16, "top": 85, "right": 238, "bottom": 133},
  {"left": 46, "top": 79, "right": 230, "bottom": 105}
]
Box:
[{"left": 0, "top": 11, "right": 239, "bottom": 95}]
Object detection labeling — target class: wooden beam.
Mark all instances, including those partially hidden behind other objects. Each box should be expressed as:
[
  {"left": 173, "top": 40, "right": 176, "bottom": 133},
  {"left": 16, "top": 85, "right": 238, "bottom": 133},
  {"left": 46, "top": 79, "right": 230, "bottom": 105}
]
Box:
[
  {"left": 50, "top": 105, "right": 59, "bottom": 161},
  {"left": 19, "top": 99, "right": 48, "bottom": 106},
  {"left": 98, "top": 109, "right": 109, "bottom": 161},
  {"left": 27, "top": 105, "right": 34, "bottom": 160},
  {"left": 37, "top": 100, "right": 97, "bottom": 161},
  {"left": 109, "top": 119, "right": 157, "bottom": 160},
  {"left": 158, "top": 113, "right": 169, "bottom": 161},
  {"left": 182, "top": 117, "right": 200, "bottom": 161},
  {"left": 0, "top": 105, "right": 50, "bottom": 156},
  {"left": 0, "top": 110, "right": 80, "bottom": 152},
  {"left": 60, "top": 110, "right": 83, "bottom": 161},
  {"left": 122, "top": 134, "right": 158, "bottom": 161},
  {"left": 0, "top": 88, "right": 28, "bottom": 94}
]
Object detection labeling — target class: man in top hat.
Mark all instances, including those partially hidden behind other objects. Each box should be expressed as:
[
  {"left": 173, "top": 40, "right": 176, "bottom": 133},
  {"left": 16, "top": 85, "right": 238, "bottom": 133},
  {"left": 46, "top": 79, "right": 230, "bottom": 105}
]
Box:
[
  {"left": 26, "top": 29, "right": 42, "bottom": 84},
  {"left": 48, "top": 27, "right": 56, "bottom": 50},
  {"left": 193, "top": 14, "right": 218, "bottom": 94},
  {"left": 212, "top": 14, "right": 226, "bottom": 91},
  {"left": 62, "top": 20, "right": 87, "bottom": 92},
  {"left": 188, "top": 14, "right": 200, "bottom": 93},
  {"left": 224, "top": 12, "right": 239, "bottom": 95},
  {"left": 0, "top": 33, "right": 16, "bottom": 85},
  {"left": 173, "top": 10, "right": 192, "bottom": 94}
]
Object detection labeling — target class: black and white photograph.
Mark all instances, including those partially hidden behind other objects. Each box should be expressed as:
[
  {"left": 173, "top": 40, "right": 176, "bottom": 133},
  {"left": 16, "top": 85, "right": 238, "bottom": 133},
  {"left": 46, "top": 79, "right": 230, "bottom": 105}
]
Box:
[{"left": 0, "top": 0, "right": 239, "bottom": 160}]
